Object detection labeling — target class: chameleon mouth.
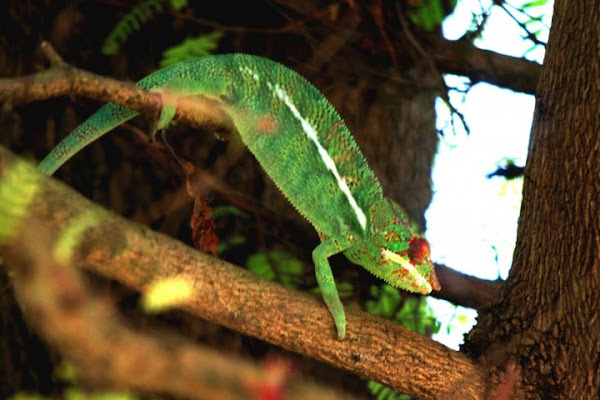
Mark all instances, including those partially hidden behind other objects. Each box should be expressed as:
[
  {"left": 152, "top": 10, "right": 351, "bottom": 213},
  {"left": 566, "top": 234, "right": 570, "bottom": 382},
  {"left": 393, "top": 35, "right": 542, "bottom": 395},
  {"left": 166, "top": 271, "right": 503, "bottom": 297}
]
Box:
[
  {"left": 428, "top": 267, "right": 441, "bottom": 291},
  {"left": 381, "top": 249, "right": 432, "bottom": 294}
]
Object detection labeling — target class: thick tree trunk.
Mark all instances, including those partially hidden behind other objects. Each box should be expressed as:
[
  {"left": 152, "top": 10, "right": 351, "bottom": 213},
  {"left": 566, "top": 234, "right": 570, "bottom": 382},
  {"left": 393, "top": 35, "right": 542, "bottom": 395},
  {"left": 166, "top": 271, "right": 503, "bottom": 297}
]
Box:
[{"left": 463, "top": 1, "right": 600, "bottom": 398}]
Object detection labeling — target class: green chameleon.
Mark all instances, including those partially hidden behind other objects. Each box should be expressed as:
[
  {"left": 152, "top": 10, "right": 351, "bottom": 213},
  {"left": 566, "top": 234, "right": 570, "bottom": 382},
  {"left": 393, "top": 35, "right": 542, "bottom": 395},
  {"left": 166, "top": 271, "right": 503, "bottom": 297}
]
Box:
[{"left": 38, "top": 53, "right": 441, "bottom": 339}]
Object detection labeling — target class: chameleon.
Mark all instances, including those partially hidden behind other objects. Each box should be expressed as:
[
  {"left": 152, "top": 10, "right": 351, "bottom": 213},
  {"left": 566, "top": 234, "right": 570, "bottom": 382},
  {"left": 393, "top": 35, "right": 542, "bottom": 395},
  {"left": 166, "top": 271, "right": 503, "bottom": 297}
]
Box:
[{"left": 37, "top": 53, "right": 441, "bottom": 339}]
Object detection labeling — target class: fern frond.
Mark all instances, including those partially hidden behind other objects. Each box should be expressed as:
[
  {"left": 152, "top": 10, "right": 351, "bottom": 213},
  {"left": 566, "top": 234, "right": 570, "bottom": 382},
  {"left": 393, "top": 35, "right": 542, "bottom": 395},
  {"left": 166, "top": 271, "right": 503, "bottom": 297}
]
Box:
[
  {"left": 159, "top": 31, "right": 223, "bottom": 67},
  {"left": 367, "top": 381, "right": 411, "bottom": 400},
  {"left": 102, "top": 0, "right": 189, "bottom": 56}
]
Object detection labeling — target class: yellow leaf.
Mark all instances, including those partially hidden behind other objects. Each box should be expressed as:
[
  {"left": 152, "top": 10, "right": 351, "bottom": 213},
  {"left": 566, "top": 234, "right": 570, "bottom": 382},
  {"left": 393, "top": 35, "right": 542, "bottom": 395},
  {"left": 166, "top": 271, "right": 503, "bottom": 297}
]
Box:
[{"left": 141, "top": 276, "right": 193, "bottom": 312}]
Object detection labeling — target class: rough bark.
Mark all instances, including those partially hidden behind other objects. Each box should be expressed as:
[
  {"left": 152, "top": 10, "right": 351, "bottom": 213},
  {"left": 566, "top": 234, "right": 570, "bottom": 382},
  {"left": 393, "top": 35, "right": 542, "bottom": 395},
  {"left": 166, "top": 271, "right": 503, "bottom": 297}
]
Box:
[
  {"left": 463, "top": 1, "right": 600, "bottom": 398},
  {"left": 0, "top": 146, "right": 490, "bottom": 400},
  {"left": 2, "top": 222, "right": 358, "bottom": 400}
]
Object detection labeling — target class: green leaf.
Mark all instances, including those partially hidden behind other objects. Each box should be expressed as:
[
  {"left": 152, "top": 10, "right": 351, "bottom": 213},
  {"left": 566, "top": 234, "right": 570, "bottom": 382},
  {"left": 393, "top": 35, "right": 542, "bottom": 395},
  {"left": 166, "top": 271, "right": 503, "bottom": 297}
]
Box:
[
  {"left": 160, "top": 31, "right": 223, "bottom": 67},
  {"left": 522, "top": 0, "right": 548, "bottom": 8},
  {"left": 11, "top": 394, "right": 49, "bottom": 400},
  {"left": 102, "top": 0, "right": 181, "bottom": 56},
  {"left": 246, "top": 252, "right": 276, "bottom": 280},
  {"left": 246, "top": 250, "right": 306, "bottom": 288},
  {"left": 408, "top": 0, "right": 449, "bottom": 32},
  {"left": 335, "top": 281, "right": 355, "bottom": 298},
  {"left": 367, "top": 380, "right": 411, "bottom": 400},
  {"left": 0, "top": 159, "right": 40, "bottom": 245},
  {"left": 141, "top": 276, "right": 194, "bottom": 312},
  {"left": 210, "top": 205, "right": 249, "bottom": 220},
  {"left": 55, "top": 361, "right": 79, "bottom": 382},
  {"left": 169, "top": 0, "right": 188, "bottom": 10},
  {"left": 216, "top": 233, "right": 247, "bottom": 254},
  {"left": 63, "top": 388, "right": 139, "bottom": 400},
  {"left": 54, "top": 211, "right": 102, "bottom": 264}
]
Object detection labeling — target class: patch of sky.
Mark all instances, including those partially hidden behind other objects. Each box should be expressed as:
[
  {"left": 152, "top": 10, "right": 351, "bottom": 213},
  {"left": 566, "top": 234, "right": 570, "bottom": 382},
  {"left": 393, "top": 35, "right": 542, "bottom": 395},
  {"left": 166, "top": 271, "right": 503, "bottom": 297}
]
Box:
[{"left": 425, "top": 0, "right": 553, "bottom": 349}]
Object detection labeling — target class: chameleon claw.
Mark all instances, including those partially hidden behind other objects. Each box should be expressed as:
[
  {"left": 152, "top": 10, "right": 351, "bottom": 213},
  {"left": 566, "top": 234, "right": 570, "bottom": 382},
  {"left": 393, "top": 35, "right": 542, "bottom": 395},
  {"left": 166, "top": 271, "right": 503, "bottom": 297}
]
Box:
[{"left": 336, "top": 323, "right": 346, "bottom": 340}]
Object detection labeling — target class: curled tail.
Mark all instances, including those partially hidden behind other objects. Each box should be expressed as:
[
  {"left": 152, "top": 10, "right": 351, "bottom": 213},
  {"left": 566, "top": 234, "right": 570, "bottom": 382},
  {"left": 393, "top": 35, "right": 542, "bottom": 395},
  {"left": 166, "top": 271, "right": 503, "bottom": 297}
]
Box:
[{"left": 37, "top": 102, "right": 139, "bottom": 175}]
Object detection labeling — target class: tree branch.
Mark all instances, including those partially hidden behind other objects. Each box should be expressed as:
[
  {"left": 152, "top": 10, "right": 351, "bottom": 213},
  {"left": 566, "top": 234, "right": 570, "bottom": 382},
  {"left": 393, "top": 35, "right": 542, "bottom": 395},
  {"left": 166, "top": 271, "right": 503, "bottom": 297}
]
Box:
[
  {"left": 427, "top": 35, "right": 541, "bottom": 94},
  {"left": 0, "top": 146, "right": 490, "bottom": 400},
  {"left": 0, "top": 42, "right": 234, "bottom": 136},
  {"left": 271, "top": 1, "right": 541, "bottom": 94},
  {"left": 435, "top": 264, "right": 501, "bottom": 309},
  {"left": 2, "top": 221, "right": 356, "bottom": 400},
  {"left": 0, "top": 45, "right": 500, "bottom": 311}
]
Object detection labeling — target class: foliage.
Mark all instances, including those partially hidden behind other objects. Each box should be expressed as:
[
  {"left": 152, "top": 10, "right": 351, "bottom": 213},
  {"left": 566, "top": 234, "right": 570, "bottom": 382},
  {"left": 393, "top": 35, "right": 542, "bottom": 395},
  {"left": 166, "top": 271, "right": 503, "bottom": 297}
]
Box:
[
  {"left": 245, "top": 249, "right": 355, "bottom": 297},
  {"left": 12, "top": 389, "right": 139, "bottom": 400},
  {"left": 210, "top": 205, "right": 249, "bottom": 255},
  {"left": 216, "top": 233, "right": 247, "bottom": 254},
  {"left": 159, "top": 31, "right": 223, "bottom": 67},
  {"left": 407, "top": 0, "right": 457, "bottom": 32},
  {"left": 141, "top": 276, "right": 194, "bottom": 312},
  {"left": 366, "top": 285, "right": 440, "bottom": 336},
  {"left": 523, "top": 0, "right": 548, "bottom": 7},
  {"left": 499, "top": 0, "right": 549, "bottom": 56},
  {"left": 367, "top": 381, "right": 411, "bottom": 400},
  {"left": 464, "top": 0, "right": 549, "bottom": 56},
  {"left": 210, "top": 205, "right": 249, "bottom": 220},
  {"left": 245, "top": 249, "right": 305, "bottom": 288},
  {"left": 0, "top": 159, "right": 39, "bottom": 245},
  {"left": 101, "top": 0, "right": 189, "bottom": 56},
  {"left": 53, "top": 211, "right": 102, "bottom": 264}
]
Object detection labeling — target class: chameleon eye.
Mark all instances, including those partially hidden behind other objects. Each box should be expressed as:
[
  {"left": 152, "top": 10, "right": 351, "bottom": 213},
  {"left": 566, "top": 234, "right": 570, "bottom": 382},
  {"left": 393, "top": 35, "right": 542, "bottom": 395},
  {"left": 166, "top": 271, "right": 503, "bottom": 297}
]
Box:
[{"left": 408, "top": 238, "right": 430, "bottom": 264}]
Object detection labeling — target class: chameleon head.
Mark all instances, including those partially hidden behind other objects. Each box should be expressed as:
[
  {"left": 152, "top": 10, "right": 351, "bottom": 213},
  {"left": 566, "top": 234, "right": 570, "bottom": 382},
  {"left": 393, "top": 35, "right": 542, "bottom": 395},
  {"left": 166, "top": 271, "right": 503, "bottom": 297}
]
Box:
[
  {"left": 380, "top": 237, "right": 441, "bottom": 294},
  {"left": 347, "top": 199, "right": 441, "bottom": 294}
]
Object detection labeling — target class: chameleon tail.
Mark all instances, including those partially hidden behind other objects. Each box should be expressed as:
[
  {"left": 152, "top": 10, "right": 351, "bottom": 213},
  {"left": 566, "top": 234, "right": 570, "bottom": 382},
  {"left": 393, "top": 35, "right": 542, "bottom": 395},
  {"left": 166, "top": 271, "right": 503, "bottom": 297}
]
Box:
[{"left": 37, "top": 102, "right": 139, "bottom": 175}]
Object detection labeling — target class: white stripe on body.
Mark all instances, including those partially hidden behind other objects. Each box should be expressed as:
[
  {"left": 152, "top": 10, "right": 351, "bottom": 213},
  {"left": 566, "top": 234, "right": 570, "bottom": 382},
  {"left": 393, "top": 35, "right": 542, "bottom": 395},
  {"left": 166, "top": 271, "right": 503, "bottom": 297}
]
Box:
[
  {"left": 270, "top": 83, "right": 367, "bottom": 231},
  {"left": 238, "top": 66, "right": 368, "bottom": 231}
]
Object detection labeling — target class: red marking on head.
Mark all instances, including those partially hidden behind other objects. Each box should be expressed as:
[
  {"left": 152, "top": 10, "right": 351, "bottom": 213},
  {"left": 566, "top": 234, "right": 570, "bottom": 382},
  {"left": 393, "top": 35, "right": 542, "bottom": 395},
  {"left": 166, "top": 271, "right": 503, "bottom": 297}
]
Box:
[
  {"left": 396, "top": 248, "right": 409, "bottom": 257},
  {"left": 390, "top": 268, "right": 409, "bottom": 280},
  {"left": 408, "top": 238, "right": 430, "bottom": 265},
  {"left": 255, "top": 115, "right": 277, "bottom": 134}
]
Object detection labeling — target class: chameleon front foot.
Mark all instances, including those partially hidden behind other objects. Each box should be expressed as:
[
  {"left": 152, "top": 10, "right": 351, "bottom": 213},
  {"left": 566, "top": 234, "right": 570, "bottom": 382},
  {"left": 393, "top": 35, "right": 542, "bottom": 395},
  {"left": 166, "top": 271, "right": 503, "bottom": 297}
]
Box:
[
  {"left": 149, "top": 88, "right": 178, "bottom": 142},
  {"left": 333, "top": 313, "right": 346, "bottom": 340},
  {"left": 313, "top": 237, "right": 352, "bottom": 340},
  {"left": 319, "top": 290, "right": 347, "bottom": 339}
]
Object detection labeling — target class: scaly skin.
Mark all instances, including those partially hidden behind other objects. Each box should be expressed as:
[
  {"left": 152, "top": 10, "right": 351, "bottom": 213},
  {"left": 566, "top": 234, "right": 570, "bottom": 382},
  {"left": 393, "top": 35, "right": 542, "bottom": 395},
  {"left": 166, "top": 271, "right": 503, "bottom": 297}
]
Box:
[{"left": 38, "top": 54, "right": 441, "bottom": 339}]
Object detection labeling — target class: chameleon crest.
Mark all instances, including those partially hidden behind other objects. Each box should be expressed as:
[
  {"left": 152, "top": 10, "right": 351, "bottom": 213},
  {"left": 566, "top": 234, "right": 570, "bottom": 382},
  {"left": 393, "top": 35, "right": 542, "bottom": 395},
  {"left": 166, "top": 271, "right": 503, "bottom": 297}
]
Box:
[{"left": 38, "top": 54, "right": 440, "bottom": 339}]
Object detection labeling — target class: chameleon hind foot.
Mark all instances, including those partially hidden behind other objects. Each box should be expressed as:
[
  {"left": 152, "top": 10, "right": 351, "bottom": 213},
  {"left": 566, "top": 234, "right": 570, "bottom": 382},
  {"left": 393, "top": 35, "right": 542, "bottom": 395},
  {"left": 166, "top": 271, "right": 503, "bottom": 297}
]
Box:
[{"left": 149, "top": 89, "right": 178, "bottom": 142}]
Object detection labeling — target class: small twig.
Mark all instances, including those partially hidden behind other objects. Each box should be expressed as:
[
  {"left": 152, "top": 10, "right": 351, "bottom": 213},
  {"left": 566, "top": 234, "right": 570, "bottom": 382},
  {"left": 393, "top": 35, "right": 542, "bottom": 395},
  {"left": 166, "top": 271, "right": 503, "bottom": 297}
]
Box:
[
  {"left": 40, "top": 41, "right": 65, "bottom": 65},
  {"left": 370, "top": 0, "right": 399, "bottom": 67},
  {"left": 503, "top": 1, "right": 550, "bottom": 30},
  {"left": 441, "top": 93, "right": 471, "bottom": 135},
  {"left": 397, "top": 6, "right": 471, "bottom": 134},
  {"left": 0, "top": 43, "right": 235, "bottom": 136},
  {"left": 302, "top": 9, "right": 360, "bottom": 74},
  {"left": 496, "top": 2, "right": 546, "bottom": 47}
]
